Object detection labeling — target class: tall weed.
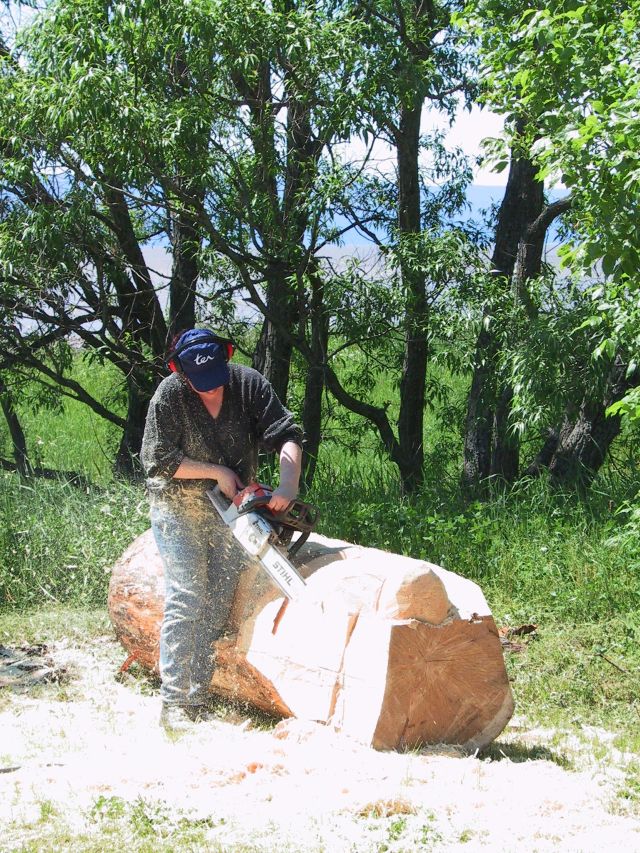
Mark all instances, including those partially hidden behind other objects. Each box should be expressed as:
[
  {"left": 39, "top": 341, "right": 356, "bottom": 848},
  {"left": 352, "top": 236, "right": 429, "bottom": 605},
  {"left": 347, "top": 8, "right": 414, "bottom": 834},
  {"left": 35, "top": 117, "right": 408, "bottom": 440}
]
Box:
[
  {"left": 308, "top": 467, "right": 640, "bottom": 623},
  {"left": 0, "top": 475, "right": 148, "bottom": 609}
]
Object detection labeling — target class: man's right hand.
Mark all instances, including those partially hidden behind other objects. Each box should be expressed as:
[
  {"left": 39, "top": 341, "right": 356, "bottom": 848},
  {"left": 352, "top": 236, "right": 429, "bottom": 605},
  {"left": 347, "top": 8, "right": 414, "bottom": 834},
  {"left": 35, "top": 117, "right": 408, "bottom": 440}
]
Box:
[{"left": 213, "top": 465, "right": 245, "bottom": 500}]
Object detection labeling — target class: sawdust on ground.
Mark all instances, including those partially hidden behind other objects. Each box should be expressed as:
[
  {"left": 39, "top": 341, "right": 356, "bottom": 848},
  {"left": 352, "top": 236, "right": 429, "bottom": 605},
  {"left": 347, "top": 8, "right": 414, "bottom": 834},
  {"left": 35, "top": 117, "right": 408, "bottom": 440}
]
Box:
[{"left": 1, "top": 637, "right": 639, "bottom": 852}]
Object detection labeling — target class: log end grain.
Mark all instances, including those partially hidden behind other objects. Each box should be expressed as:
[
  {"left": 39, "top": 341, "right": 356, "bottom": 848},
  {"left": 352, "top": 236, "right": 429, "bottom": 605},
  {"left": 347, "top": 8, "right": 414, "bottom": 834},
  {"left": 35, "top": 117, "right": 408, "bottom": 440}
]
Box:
[{"left": 108, "top": 529, "right": 514, "bottom": 751}]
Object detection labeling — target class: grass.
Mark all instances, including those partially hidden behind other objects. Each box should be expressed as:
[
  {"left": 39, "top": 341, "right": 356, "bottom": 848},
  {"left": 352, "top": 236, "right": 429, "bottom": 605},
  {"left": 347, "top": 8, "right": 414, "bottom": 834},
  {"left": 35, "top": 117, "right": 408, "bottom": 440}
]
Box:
[
  {"left": 308, "top": 467, "right": 640, "bottom": 621},
  {"left": 0, "top": 355, "right": 126, "bottom": 485},
  {"left": 4, "top": 795, "right": 241, "bottom": 853},
  {"left": 1, "top": 357, "right": 639, "bottom": 789},
  {"left": 503, "top": 618, "right": 640, "bottom": 750},
  {"left": 617, "top": 761, "right": 640, "bottom": 810},
  {"left": 0, "top": 475, "right": 149, "bottom": 609},
  {"left": 0, "top": 606, "right": 112, "bottom": 645}
]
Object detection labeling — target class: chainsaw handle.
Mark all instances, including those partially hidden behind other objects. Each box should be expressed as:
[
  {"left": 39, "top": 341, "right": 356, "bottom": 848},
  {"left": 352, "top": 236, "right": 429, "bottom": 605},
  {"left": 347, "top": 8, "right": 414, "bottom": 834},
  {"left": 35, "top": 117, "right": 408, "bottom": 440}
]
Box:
[{"left": 236, "top": 494, "right": 289, "bottom": 517}]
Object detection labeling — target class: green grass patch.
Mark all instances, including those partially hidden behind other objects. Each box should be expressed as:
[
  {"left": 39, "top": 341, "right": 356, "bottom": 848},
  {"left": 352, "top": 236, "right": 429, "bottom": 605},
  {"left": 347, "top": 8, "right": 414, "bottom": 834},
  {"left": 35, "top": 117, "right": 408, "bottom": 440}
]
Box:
[
  {"left": 617, "top": 761, "right": 640, "bottom": 809},
  {"left": 504, "top": 617, "right": 640, "bottom": 749},
  {"left": 5, "top": 795, "right": 242, "bottom": 853},
  {"left": 0, "top": 606, "right": 112, "bottom": 645},
  {"left": 0, "top": 476, "right": 148, "bottom": 609},
  {"left": 1, "top": 354, "right": 126, "bottom": 485}
]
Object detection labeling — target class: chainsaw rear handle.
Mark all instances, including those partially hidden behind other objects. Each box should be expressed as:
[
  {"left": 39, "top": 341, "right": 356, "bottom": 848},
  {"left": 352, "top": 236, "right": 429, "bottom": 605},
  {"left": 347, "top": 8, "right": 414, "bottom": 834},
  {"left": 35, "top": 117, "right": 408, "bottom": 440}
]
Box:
[
  {"left": 232, "top": 483, "right": 319, "bottom": 559},
  {"left": 237, "top": 494, "right": 319, "bottom": 530},
  {"left": 234, "top": 484, "right": 319, "bottom": 531}
]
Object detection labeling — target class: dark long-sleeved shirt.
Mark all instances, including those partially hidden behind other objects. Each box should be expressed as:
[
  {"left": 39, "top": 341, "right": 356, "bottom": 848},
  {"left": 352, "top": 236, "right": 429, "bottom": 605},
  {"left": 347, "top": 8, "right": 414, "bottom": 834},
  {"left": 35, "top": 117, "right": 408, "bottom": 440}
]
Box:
[{"left": 141, "top": 364, "right": 303, "bottom": 499}]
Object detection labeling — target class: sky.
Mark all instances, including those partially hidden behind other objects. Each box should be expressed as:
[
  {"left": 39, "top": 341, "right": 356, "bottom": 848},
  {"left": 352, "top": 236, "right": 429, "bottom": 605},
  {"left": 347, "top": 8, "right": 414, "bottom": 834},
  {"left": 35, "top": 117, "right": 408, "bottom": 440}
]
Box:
[
  {"left": 344, "top": 102, "right": 507, "bottom": 188},
  {"left": 143, "top": 104, "right": 510, "bottom": 274},
  {"left": 434, "top": 106, "right": 507, "bottom": 188}
]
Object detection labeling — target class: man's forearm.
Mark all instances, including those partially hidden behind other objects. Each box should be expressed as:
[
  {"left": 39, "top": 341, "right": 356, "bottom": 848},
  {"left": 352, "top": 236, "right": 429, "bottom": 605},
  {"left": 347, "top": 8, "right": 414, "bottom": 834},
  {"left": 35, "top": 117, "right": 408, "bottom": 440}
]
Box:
[
  {"left": 266, "top": 442, "right": 303, "bottom": 512},
  {"left": 173, "top": 457, "right": 244, "bottom": 499},
  {"left": 279, "top": 441, "right": 302, "bottom": 492},
  {"left": 173, "top": 457, "right": 224, "bottom": 480}
]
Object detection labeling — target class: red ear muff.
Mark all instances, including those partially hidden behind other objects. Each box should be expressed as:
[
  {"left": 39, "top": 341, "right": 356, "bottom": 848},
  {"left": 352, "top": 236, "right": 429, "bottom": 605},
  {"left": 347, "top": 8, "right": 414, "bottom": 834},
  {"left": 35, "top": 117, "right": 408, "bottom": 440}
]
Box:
[
  {"left": 224, "top": 341, "right": 235, "bottom": 361},
  {"left": 167, "top": 358, "right": 179, "bottom": 373}
]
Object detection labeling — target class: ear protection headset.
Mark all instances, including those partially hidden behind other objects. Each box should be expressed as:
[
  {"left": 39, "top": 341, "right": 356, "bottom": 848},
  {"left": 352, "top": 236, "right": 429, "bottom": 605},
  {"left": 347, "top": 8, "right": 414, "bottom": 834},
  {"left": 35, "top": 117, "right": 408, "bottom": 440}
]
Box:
[{"left": 166, "top": 331, "right": 235, "bottom": 374}]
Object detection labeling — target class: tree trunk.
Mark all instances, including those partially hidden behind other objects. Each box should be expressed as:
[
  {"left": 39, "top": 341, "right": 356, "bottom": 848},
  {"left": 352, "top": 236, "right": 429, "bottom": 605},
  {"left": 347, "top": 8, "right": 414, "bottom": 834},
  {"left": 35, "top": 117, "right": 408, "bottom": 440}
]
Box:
[
  {"left": 108, "top": 529, "right": 514, "bottom": 751},
  {"left": 491, "top": 385, "right": 520, "bottom": 483},
  {"left": 103, "top": 183, "right": 168, "bottom": 355},
  {"left": 547, "top": 359, "right": 638, "bottom": 490},
  {"left": 548, "top": 406, "right": 621, "bottom": 491},
  {"left": 396, "top": 104, "right": 428, "bottom": 494},
  {"left": 168, "top": 201, "right": 201, "bottom": 338},
  {"left": 462, "top": 144, "right": 544, "bottom": 494},
  {"left": 0, "top": 375, "right": 29, "bottom": 475},
  {"left": 524, "top": 425, "right": 561, "bottom": 477},
  {"left": 113, "top": 370, "right": 154, "bottom": 479},
  {"left": 301, "top": 271, "right": 329, "bottom": 491},
  {"left": 463, "top": 325, "right": 496, "bottom": 491},
  {"left": 252, "top": 264, "right": 296, "bottom": 404}
]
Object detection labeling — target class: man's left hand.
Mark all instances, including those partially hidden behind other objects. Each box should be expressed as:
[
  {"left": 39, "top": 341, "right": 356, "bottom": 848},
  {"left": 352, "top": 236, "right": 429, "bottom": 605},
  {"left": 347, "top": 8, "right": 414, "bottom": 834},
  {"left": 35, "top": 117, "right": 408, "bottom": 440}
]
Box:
[{"left": 268, "top": 485, "right": 297, "bottom": 513}]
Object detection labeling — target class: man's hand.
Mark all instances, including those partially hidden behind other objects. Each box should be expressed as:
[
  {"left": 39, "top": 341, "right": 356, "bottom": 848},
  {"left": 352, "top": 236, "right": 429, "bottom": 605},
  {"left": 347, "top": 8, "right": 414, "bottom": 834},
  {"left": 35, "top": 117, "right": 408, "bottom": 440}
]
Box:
[
  {"left": 268, "top": 484, "right": 297, "bottom": 514},
  {"left": 174, "top": 457, "right": 244, "bottom": 499},
  {"left": 214, "top": 465, "right": 245, "bottom": 500},
  {"left": 268, "top": 441, "right": 302, "bottom": 513}
]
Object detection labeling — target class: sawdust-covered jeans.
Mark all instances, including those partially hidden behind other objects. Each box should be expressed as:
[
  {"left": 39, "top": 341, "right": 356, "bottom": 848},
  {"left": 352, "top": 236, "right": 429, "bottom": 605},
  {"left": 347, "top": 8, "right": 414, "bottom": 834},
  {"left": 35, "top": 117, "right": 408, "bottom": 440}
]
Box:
[{"left": 150, "top": 492, "right": 244, "bottom": 707}]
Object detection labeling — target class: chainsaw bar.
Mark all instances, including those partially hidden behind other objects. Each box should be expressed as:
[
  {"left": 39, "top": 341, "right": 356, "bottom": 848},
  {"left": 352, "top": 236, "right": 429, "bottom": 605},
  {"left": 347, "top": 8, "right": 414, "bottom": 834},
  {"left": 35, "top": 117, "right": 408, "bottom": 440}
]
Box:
[{"left": 206, "top": 486, "right": 308, "bottom": 600}]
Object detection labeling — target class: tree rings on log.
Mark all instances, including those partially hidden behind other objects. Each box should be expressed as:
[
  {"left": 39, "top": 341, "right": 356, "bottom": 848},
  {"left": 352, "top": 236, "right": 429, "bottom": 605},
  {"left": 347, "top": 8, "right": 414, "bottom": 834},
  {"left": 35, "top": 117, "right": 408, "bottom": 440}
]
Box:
[{"left": 108, "top": 530, "right": 514, "bottom": 751}]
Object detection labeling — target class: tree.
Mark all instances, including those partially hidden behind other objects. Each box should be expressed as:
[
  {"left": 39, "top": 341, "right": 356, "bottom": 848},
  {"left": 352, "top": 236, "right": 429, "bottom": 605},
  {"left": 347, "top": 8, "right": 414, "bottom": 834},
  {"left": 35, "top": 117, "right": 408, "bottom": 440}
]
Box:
[
  {"left": 1, "top": 0, "right": 484, "bottom": 494},
  {"left": 347, "top": 0, "right": 474, "bottom": 492},
  {"left": 461, "top": 125, "right": 573, "bottom": 493},
  {"left": 280, "top": 0, "right": 479, "bottom": 493},
  {"left": 463, "top": 0, "right": 640, "bottom": 489},
  {"left": 0, "top": 23, "right": 170, "bottom": 475},
  {"left": 0, "top": 0, "right": 368, "bottom": 478}
]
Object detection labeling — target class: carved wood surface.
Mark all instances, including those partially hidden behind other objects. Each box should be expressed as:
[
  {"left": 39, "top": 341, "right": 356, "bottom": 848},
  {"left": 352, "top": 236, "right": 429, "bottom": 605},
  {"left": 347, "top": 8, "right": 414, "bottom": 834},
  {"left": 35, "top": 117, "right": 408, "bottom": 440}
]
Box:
[{"left": 108, "top": 529, "right": 514, "bottom": 750}]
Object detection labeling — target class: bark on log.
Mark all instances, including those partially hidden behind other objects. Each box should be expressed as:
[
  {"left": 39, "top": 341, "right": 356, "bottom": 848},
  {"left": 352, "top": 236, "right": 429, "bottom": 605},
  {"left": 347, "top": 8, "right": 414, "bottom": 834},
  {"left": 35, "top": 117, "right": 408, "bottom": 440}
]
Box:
[{"left": 108, "top": 531, "right": 514, "bottom": 751}]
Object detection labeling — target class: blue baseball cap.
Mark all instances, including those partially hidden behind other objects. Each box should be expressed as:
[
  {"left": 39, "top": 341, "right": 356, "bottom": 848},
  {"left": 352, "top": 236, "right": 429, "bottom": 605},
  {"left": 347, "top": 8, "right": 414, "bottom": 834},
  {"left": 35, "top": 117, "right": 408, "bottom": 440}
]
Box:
[{"left": 174, "top": 329, "right": 230, "bottom": 391}]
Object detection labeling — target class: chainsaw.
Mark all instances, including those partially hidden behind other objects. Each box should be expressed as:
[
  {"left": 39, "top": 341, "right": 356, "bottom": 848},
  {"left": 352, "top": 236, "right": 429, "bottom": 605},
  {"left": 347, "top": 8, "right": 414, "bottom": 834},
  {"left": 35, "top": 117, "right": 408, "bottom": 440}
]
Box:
[{"left": 206, "top": 483, "right": 319, "bottom": 601}]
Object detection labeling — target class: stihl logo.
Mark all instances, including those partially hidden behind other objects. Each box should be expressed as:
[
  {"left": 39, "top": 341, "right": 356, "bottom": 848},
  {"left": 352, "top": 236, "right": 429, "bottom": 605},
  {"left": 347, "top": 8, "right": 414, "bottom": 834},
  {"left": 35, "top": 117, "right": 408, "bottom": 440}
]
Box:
[
  {"left": 194, "top": 353, "right": 217, "bottom": 365},
  {"left": 272, "top": 560, "right": 294, "bottom": 586}
]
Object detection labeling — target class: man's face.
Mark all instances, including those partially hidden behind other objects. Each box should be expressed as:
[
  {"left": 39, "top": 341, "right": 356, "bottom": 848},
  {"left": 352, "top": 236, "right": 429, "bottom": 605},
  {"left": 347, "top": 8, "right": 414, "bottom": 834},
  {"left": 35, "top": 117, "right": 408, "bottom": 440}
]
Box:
[{"left": 188, "top": 380, "right": 224, "bottom": 400}]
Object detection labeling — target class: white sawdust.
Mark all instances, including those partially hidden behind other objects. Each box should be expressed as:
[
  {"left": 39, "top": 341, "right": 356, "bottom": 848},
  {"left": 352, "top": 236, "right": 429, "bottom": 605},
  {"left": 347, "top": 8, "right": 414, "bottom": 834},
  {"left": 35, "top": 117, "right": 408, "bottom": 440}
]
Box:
[{"left": 1, "top": 637, "right": 639, "bottom": 852}]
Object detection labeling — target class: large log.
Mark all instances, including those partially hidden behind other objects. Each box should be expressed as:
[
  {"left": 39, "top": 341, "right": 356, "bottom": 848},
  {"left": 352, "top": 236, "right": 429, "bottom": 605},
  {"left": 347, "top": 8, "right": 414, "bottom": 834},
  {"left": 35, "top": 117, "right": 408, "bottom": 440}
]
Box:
[{"left": 108, "top": 530, "right": 514, "bottom": 750}]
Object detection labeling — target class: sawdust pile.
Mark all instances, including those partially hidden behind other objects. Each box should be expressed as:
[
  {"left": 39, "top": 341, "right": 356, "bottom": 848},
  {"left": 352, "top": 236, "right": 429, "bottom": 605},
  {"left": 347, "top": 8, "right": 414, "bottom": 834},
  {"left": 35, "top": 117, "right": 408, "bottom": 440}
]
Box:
[{"left": 2, "top": 637, "right": 639, "bottom": 851}]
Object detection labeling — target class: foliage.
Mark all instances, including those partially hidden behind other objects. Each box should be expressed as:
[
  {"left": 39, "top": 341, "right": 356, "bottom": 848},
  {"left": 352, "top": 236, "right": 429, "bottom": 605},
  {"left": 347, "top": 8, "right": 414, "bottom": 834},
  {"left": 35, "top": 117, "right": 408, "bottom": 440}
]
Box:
[
  {"left": 0, "top": 0, "right": 373, "bottom": 473},
  {"left": 465, "top": 0, "right": 640, "bottom": 422},
  {"left": 0, "top": 0, "right": 637, "bottom": 498},
  {"left": 0, "top": 0, "right": 495, "bottom": 492},
  {"left": 13, "top": 0, "right": 367, "bottom": 265},
  {"left": 488, "top": 271, "right": 621, "bottom": 436}
]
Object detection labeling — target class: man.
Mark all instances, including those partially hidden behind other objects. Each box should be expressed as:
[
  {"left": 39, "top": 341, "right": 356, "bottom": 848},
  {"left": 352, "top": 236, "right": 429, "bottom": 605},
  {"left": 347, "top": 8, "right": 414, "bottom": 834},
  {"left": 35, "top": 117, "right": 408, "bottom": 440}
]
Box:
[{"left": 141, "top": 328, "right": 303, "bottom": 734}]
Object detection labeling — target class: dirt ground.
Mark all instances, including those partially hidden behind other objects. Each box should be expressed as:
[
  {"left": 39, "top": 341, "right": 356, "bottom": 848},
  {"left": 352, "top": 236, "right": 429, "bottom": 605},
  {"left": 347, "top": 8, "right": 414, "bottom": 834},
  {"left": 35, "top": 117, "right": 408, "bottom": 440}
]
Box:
[{"left": 1, "top": 636, "right": 639, "bottom": 852}]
